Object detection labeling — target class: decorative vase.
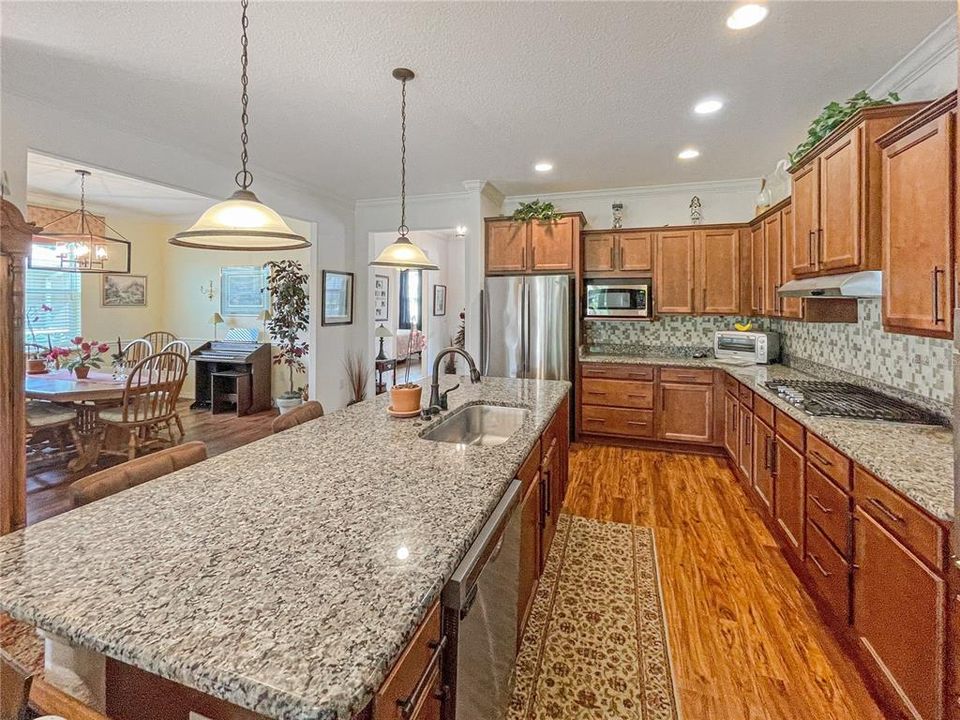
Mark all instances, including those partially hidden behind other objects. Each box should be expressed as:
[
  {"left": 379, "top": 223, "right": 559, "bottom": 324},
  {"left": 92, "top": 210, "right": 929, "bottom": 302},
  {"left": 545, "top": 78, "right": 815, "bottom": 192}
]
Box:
[
  {"left": 276, "top": 396, "right": 303, "bottom": 415},
  {"left": 26, "top": 358, "right": 46, "bottom": 374},
  {"left": 74, "top": 366, "right": 90, "bottom": 380},
  {"left": 390, "top": 384, "right": 422, "bottom": 414}
]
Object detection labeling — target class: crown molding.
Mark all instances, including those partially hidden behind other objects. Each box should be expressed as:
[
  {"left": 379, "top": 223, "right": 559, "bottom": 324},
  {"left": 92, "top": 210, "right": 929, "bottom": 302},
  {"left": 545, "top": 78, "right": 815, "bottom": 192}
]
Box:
[
  {"left": 504, "top": 177, "right": 761, "bottom": 205},
  {"left": 462, "top": 179, "right": 505, "bottom": 206},
  {"left": 355, "top": 188, "right": 471, "bottom": 208},
  {"left": 868, "top": 14, "right": 957, "bottom": 97}
]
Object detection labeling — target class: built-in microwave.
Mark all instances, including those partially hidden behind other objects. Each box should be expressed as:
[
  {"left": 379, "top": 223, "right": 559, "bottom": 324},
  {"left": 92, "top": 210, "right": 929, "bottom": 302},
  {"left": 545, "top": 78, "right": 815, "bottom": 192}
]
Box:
[{"left": 584, "top": 278, "right": 652, "bottom": 318}]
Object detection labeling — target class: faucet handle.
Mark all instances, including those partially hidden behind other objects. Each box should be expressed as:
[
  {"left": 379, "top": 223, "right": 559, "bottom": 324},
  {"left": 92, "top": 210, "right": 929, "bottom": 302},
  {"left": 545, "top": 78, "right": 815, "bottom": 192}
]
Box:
[{"left": 439, "top": 384, "right": 460, "bottom": 410}]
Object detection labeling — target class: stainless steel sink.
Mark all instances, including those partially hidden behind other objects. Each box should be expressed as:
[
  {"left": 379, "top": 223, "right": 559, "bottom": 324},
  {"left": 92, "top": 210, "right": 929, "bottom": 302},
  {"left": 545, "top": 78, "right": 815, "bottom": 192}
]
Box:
[{"left": 420, "top": 404, "right": 529, "bottom": 447}]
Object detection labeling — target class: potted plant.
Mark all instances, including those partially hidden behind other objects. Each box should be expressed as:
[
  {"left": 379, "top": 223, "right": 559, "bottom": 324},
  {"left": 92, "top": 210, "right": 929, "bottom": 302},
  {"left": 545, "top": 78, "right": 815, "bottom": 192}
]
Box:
[
  {"left": 390, "top": 352, "right": 422, "bottom": 413},
  {"left": 444, "top": 309, "right": 465, "bottom": 374},
  {"left": 24, "top": 303, "right": 53, "bottom": 373},
  {"left": 511, "top": 199, "right": 562, "bottom": 223},
  {"left": 62, "top": 337, "right": 109, "bottom": 379},
  {"left": 265, "top": 260, "right": 309, "bottom": 414},
  {"left": 343, "top": 350, "right": 368, "bottom": 406}
]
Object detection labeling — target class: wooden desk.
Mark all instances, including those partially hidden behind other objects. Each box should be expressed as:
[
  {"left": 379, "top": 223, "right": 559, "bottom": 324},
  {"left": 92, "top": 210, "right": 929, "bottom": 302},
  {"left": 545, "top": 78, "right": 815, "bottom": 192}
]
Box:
[{"left": 375, "top": 358, "right": 397, "bottom": 395}]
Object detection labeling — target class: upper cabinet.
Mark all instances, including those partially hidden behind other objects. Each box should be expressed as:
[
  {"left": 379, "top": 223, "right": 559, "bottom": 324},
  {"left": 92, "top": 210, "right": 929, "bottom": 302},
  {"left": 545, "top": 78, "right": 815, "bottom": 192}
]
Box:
[
  {"left": 749, "top": 223, "right": 764, "bottom": 315},
  {"left": 788, "top": 102, "right": 928, "bottom": 278},
  {"left": 583, "top": 231, "right": 653, "bottom": 274},
  {"left": 656, "top": 228, "right": 740, "bottom": 315},
  {"left": 878, "top": 92, "right": 956, "bottom": 339},
  {"left": 655, "top": 230, "right": 696, "bottom": 313},
  {"left": 486, "top": 213, "right": 585, "bottom": 275}
]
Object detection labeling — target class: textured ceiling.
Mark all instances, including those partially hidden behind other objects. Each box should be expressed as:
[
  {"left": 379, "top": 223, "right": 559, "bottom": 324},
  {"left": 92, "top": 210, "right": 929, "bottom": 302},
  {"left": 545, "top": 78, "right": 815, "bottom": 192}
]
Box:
[{"left": 2, "top": 1, "right": 954, "bottom": 201}]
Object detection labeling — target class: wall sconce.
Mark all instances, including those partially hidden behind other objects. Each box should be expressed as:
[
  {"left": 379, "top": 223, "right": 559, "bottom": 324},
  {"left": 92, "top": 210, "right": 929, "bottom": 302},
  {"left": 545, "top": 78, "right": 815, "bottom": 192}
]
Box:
[
  {"left": 201, "top": 280, "right": 215, "bottom": 300},
  {"left": 455, "top": 225, "right": 467, "bottom": 239}
]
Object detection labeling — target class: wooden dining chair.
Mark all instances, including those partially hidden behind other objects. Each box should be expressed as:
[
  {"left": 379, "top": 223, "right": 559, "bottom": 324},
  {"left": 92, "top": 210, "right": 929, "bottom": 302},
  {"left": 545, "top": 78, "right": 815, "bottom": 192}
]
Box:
[
  {"left": 98, "top": 352, "right": 188, "bottom": 461},
  {"left": 159, "top": 340, "right": 191, "bottom": 438},
  {"left": 71, "top": 441, "right": 206, "bottom": 507},
  {"left": 2, "top": 652, "right": 111, "bottom": 720},
  {"left": 121, "top": 338, "right": 153, "bottom": 367},
  {"left": 271, "top": 401, "right": 324, "bottom": 433},
  {"left": 25, "top": 401, "right": 80, "bottom": 461},
  {"left": 143, "top": 331, "right": 177, "bottom": 354}
]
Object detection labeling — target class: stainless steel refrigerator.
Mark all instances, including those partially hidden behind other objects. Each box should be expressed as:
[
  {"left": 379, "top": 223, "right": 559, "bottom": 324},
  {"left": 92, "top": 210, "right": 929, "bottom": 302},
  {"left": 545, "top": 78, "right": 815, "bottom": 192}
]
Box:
[{"left": 481, "top": 275, "right": 572, "bottom": 381}]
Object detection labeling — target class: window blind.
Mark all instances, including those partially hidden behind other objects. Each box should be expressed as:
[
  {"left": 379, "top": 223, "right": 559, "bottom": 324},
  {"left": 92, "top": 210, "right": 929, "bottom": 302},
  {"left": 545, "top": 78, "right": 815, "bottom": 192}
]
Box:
[
  {"left": 24, "top": 268, "right": 81, "bottom": 349},
  {"left": 398, "top": 269, "right": 422, "bottom": 331}
]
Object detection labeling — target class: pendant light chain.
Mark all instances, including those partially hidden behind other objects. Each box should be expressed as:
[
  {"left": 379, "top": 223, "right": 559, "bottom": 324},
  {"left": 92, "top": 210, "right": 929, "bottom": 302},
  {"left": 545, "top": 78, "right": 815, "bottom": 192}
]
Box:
[
  {"left": 236, "top": 0, "right": 253, "bottom": 191},
  {"left": 398, "top": 75, "right": 408, "bottom": 237},
  {"left": 78, "top": 170, "right": 90, "bottom": 236}
]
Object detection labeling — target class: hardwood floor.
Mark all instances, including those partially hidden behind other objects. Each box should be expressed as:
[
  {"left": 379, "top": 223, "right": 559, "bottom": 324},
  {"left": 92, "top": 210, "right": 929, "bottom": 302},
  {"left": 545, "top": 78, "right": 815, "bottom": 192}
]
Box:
[
  {"left": 564, "top": 443, "right": 885, "bottom": 720},
  {"left": 26, "top": 401, "right": 278, "bottom": 525}
]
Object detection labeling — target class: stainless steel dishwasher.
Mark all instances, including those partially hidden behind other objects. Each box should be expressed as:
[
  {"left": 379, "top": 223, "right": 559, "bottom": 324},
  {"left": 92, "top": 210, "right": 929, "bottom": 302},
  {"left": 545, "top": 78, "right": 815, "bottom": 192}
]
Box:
[{"left": 442, "top": 478, "right": 521, "bottom": 720}]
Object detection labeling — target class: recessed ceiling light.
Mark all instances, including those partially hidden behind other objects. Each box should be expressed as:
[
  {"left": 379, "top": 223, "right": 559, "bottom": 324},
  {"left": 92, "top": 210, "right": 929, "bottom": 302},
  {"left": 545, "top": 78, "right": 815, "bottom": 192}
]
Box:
[
  {"left": 694, "top": 99, "right": 724, "bottom": 115},
  {"left": 677, "top": 148, "right": 700, "bottom": 160},
  {"left": 534, "top": 162, "right": 554, "bottom": 173},
  {"left": 726, "top": 3, "right": 768, "bottom": 29}
]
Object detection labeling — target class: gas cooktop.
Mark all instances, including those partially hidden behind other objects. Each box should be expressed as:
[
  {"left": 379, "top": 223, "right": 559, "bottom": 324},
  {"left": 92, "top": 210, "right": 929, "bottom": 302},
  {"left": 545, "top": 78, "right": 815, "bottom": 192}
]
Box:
[{"left": 763, "top": 380, "right": 945, "bottom": 426}]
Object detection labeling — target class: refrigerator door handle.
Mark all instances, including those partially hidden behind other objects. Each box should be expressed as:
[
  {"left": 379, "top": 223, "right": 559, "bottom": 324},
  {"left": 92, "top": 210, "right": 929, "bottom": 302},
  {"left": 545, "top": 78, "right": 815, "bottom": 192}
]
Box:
[
  {"left": 523, "top": 279, "right": 530, "bottom": 378},
  {"left": 480, "top": 289, "right": 488, "bottom": 375}
]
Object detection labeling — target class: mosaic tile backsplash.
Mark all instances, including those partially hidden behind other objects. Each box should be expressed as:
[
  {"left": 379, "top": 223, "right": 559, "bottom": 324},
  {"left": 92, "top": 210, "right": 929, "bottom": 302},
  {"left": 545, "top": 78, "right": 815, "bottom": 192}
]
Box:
[{"left": 583, "top": 299, "right": 954, "bottom": 410}]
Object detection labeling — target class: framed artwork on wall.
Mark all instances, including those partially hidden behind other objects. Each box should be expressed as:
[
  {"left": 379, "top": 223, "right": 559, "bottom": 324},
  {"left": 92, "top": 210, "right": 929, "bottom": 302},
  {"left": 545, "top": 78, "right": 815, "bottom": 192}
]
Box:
[
  {"left": 374, "top": 274, "right": 389, "bottom": 321},
  {"left": 220, "top": 265, "right": 267, "bottom": 316},
  {"left": 322, "top": 270, "right": 355, "bottom": 326},
  {"left": 433, "top": 284, "right": 447, "bottom": 316},
  {"left": 101, "top": 274, "right": 147, "bottom": 307}
]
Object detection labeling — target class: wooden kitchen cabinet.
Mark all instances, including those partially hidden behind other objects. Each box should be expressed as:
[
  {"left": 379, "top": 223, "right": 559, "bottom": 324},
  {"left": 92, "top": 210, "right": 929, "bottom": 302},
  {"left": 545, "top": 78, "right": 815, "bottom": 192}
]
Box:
[
  {"left": 853, "top": 506, "right": 946, "bottom": 720},
  {"left": 583, "top": 231, "right": 653, "bottom": 273},
  {"left": 763, "top": 211, "right": 783, "bottom": 317},
  {"left": 750, "top": 223, "right": 765, "bottom": 314},
  {"left": 619, "top": 232, "right": 654, "bottom": 271},
  {"left": 752, "top": 415, "right": 775, "bottom": 514},
  {"left": 723, "top": 391, "right": 739, "bottom": 462},
  {"left": 658, "top": 379, "right": 714, "bottom": 444},
  {"left": 517, "top": 441, "right": 541, "bottom": 642},
  {"left": 486, "top": 220, "right": 527, "bottom": 273},
  {"left": 539, "top": 397, "right": 569, "bottom": 570},
  {"left": 655, "top": 231, "right": 696, "bottom": 313},
  {"left": 530, "top": 217, "right": 576, "bottom": 271},
  {"left": 775, "top": 435, "right": 805, "bottom": 557},
  {"left": 879, "top": 93, "right": 955, "bottom": 338},
  {"left": 779, "top": 204, "right": 804, "bottom": 319},
  {"left": 737, "top": 403, "right": 753, "bottom": 482},
  {"left": 788, "top": 102, "right": 928, "bottom": 277},
  {"left": 583, "top": 233, "right": 617, "bottom": 272},
  {"left": 696, "top": 228, "right": 740, "bottom": 314},
  {"left": 485, "top": 214, "right": 584, "bottom": 275}
]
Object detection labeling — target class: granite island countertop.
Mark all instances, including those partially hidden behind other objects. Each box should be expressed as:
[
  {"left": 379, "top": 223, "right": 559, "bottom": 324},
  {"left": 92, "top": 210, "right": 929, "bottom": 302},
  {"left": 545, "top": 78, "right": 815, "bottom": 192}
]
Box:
[
  {"left": 580, "top": 350, "right": 954, "bottom": 522},
  {"left": 0, "top": 376, "right": 570, "bottom": 720}
]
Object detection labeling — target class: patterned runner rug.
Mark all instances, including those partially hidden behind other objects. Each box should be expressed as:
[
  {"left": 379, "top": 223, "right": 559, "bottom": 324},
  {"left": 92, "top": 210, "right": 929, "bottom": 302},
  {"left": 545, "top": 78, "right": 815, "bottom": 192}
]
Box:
[{"left": 508, "top": 514, "right": 680, "bottom": 720}]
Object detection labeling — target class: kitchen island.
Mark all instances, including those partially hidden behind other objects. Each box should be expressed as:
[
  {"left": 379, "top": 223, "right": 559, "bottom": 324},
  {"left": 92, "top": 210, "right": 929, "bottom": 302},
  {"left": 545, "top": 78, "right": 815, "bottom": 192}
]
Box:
[{"left": 0, "top": 376, "right": 570, "bottom": 720}]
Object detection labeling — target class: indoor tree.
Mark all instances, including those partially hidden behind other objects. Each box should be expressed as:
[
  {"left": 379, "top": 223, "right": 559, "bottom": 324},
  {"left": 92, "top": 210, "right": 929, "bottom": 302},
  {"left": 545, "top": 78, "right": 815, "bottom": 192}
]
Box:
[{"left": 265, "top": 260, "right": 309, "bottom": 401}]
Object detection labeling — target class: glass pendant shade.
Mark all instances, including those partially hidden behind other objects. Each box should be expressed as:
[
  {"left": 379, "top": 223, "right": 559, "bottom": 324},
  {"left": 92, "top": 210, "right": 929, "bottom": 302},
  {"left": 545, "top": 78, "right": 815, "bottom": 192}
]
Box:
[
  {"left": 370, "top": 236, "right": 438, "bottom": 270},
  {"left": 170, "top": 189, "right": 308, "bottom": 251}
]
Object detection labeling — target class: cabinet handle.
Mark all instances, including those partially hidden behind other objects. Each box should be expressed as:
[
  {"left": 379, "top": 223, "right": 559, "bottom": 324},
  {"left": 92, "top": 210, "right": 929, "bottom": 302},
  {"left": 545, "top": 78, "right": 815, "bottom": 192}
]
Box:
[
  {"left": 397, "top": 635, "right": 447, "bottom": 719},
  {"left": 586, "top": 391, "right": 607, "bottom": 396},
  {"left": 816, "top": 228, "right": 823, "bottom": 266},
  {"left": 770, "top": 439, "right": 778, "bottom": 475},
  {"left": 701, "top": 287, "right": 707, "bottom": 312},
  {"left": 626, "top": 420, "right": 648, "bottom": 426},
  {"left": 809, "top": 554, "right": 832, "bottom": 578},
  {"left": 931, "top": 266, "right": 945, "bottom": 324},
  {"left": 530, "top": 245, "right": 536, "bottom": 268},
  {"left": 744, "top": 422, "right": 751, "bottom": 446},
  {"left": 808, "top": 230, "right": 815, "bottom": 269},
  {"left": 809, "top": 495, "right": 832, "bottom": 514},
  {"left": 868, "top": 496, "right": 906, "bottom": 524},
  {"left": 544, "top": 469, "right": 551, "bottom": 517},
  {"left": 626, "top": 394, "right": 648, "bottom": 399},
  {"left": 810, "top": 449, "right": 832, "bottom": 466},
  {"left": 521, "top": 245, "right": 526, "bottom": 270},
  {"left": 585, "top": 417, "right": 606, "bottom": 423},
  {"left": 609, "top": 244, "right": 615, "bottom": 269},
  {"left": 619, "top": 245, "right": 625, "bottom": 270}
]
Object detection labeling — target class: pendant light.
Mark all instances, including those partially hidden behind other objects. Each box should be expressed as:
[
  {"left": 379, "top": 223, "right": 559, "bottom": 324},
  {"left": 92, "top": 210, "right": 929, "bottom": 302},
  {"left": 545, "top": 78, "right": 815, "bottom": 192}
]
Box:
[
  {"left": 170, "top": 0, "right": 309, "bottom": 251},
  {"left": 30, "top": 169, "right": 132, "bottom": 274},
  {"left": 369, "top": 68, "right": 438, "bottom": 270}
]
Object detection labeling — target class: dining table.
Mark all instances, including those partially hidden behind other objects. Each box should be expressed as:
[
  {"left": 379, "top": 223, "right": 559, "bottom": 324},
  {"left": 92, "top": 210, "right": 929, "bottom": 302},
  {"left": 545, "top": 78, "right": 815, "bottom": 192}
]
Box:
[{"left": 25, "top": 369, "right": 127, "bottom": 471}]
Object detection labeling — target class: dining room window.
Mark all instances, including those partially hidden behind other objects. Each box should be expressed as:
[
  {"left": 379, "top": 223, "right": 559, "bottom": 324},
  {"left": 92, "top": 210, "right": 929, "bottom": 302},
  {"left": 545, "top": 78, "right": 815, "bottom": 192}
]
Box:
[
  {"left": 23, "top": 267, "right": 81, "bottom": 350},
  {"left": 398, "top": 269, "right": 422, "bottom": 331}
]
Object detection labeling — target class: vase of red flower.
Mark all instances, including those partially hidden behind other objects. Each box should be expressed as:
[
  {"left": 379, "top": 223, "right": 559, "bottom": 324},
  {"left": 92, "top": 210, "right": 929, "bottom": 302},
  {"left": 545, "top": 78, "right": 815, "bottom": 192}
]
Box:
[{"left": 62, "top": 337, "right": 110, "bottom": 379}]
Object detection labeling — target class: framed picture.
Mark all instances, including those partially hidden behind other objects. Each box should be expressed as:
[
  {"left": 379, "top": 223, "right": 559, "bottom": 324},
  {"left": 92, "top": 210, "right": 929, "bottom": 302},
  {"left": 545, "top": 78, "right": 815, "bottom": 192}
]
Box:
[
  {"left": 374, "top": 274, "right": 390, "bottom": 322},
  {"left": 322, "top": 270, "right": 354, "bottom": 326},
  {"left": 433, "top": 284, "right": 447, "bottom": 316},
  {"left": 102, "top": 274, "right": 147, "bottom": 307},
  {"left": 220, "top": 265, "right": 267, "bottom": 316}
]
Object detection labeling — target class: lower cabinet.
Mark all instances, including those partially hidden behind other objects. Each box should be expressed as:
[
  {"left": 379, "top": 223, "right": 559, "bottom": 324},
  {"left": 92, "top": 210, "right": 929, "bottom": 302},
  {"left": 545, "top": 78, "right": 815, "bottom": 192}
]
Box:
[
  {"left": 774, "top": 436, "right": 805, "bottom": 557},
  {"left": 723, "top": 391, "right": 739, "bottom": 460},
  {"left": 737, "top": 404, "right": 753, "bottom": 481},
  {"left": 373, "top": 603, "right": 443, "bottom": 720},
  {"left": 751, "top": 416, "right": 775, "bottom": 513},
  {"left": 658, "top": 381, "right": 714, "bottom": 443},
  {"left": 517, "top": 441, "right": 541, "bottom": 644}
]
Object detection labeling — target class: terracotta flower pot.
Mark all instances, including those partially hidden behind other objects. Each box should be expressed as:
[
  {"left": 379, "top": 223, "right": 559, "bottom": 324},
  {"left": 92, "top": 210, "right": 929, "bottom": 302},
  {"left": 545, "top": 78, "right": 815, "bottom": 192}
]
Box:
[
  {"left": 390, "top": 384, "right": 422, "bottom": 413},
  {"left": 73, "top": 366, "right": 90, "bottom": 380},
  {"left": 26, "top": 358, "right": 46, "bottom": 374}
]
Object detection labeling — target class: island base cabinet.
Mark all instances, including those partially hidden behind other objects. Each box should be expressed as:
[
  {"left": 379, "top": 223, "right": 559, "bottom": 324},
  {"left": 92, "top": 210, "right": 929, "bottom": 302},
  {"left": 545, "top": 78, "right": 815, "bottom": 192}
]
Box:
[
  {"left": 853, "top": 507, "right": 946, "bottom": 720},
  {"left": 517, "top": 461, "right": 541, "bottom": 643}
]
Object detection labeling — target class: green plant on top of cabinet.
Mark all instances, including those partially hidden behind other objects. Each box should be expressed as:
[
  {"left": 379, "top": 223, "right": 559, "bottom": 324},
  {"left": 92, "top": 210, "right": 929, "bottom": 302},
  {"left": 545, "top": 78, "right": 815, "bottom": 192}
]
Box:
[
  {"left": 485, "top": 213, "right": 585, "bottom": 275},
  {"left": 655, "top": 229, "right": 740, "bottom": 315},
  {"left": 583, "top": 231, "right": 653, "bottom": 274},
  {"left": 878, "top": 92, "right": 956, "bottom": 339}
]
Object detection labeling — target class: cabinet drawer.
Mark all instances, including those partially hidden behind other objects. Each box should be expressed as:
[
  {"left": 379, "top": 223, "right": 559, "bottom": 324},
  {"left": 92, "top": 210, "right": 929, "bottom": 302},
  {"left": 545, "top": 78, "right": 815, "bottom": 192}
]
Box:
[
  {"left": 806, "top": 464, "right": 851, "bottom": 557},
  {"left": 854, "top": 466, "right": 945, "bottom": 571},
  {"left": 753, "top": 395, "right": 775, "bottom": 428},
  {"left": 374, "top": 602, "right": 443, "bottom": 720},
  {"left": 581, "top": 406, "right": 655, "bottom": 438},
  {"left": 804, "top": 520, "right": 851, "bottom": 624},
  {"left": 517, "top": 439, "right": 541, "bottom": 491},
  {"left": 723, "top": 373, "right": 739, "bottom": 396},
  {"left": 806, "top": 434, "right": 851, "bottom": 490},
  {"left": 581, "top": 364, "right": 654, "bottom": 382},
  {"left": 659, "top": 367, "right": 713, "bottom": 385},
  {"left": 581, "top": 378, "right": 653, "bottom": 409},
  {"left": 738, "top": 383, "right": 754, "bottom": 407},
  {"left": 775, "top": 409, "right": 805, "bottom": 452}
]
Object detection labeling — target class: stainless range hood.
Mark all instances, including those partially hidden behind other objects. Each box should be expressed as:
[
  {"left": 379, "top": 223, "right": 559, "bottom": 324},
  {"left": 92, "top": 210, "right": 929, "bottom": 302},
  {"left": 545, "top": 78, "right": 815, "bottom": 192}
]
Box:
[{"left": 777, "top": 270, "right": 882, "bottom": 298}]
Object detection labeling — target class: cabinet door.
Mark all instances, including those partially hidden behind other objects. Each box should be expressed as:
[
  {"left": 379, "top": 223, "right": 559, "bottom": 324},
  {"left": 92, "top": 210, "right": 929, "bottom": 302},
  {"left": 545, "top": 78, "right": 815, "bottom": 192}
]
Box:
[
  {"left": 791, "top": 160, "right": 820, "bottom": 274},
  {"left": 517, "top": 472, "right": 540, "bottom": 641},
  {"left": 655, "top": 231, "right": 695, "bottom": 313},
  {"left": 779, "top": 205, "right": 804, "bottom": 319},
  {"left": 530, "top": 217, "right": 574, "bottom": 272},
  {"left": 774, "top": 437, "right": 805, "bottom": 556},
  {"left": 750, "top": 224, "right": 765, "bottom": 315},
  {"left": 737, "top": 405, "right": 753, "bottom": 481},
  {"left": 539, "top": 438, "right": 560, "bottom": 570},
  {"left": 697, "top": 229, "right": 740, "bottom": 314},
  {"left": 723, "top": 392, "right": 739, "bottom": 461},
  {"left": 819, "top": 127, "right": 863, "bottom": 272},
  {"left": 618, "top": 232, "right": 654, "bottom": 271},
  {"left": 752, "top": 418, "right": 775, "bottom": 515},
  {"left": 853, "top": 507, "right": 945, "bottom": 720},
  {"left": 763, "top": 212, "right": 783, "bottom": 317},
  {"left": 486, "top": 221, "right": 528, "bottom": 273},
  {"left": 658, "top": 381, "right": 713, "bottom": 444},
  {"left": 584, "top": 233, "right": 617, "bottom": 272},
  {"left": 882, "top": 112, "right": 954, "bottom": 337}
]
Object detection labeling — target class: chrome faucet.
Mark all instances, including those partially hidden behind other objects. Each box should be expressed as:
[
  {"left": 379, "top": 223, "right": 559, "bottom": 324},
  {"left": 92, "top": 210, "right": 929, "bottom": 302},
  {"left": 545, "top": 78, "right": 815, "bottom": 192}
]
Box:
[{"left": 427, "top": 347, "right": 482, "bottom": 415}]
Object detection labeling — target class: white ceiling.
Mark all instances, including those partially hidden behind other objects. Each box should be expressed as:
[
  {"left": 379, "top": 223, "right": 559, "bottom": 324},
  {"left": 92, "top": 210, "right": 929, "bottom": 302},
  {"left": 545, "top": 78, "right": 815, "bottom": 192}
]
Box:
[{"left": 3, "top": 2, "right": 954, "bottom": 202}]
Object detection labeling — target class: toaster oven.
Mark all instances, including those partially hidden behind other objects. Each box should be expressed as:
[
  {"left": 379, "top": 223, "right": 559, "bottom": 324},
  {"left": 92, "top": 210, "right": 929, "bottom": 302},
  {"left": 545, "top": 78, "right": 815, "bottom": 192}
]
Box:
[{"left": 714, "top": 330, "right": 781, "bottom": 364}]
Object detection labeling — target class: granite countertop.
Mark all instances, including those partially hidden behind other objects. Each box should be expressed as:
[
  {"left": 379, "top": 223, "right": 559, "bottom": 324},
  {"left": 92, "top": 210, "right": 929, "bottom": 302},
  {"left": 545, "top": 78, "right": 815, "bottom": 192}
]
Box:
[
  {"left": 580, "top": 351, "right": 954, "bottom": 522},
  {"left": 0, "top": 376, "right": 570, "bottom": 720}
]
